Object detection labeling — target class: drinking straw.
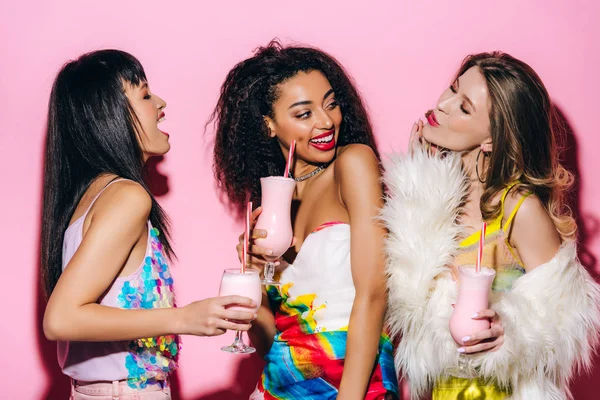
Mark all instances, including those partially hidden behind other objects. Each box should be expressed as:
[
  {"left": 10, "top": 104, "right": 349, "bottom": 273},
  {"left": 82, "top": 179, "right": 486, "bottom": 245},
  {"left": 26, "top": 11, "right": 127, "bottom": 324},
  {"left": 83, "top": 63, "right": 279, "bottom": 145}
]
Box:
[
  {"left": 476, "top": 221, "right": 487, "bottom": 273},
  {"left": 242, "top": 201, "right": 252, "bottom": 273},
  {"left": 284, "top": 140, "right": 296, "bottom": 178}
]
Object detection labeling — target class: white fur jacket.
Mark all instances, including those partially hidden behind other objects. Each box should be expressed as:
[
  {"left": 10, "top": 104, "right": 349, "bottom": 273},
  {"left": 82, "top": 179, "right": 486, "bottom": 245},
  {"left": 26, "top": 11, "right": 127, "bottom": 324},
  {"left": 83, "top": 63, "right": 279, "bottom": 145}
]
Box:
[{"left": 380, "top": 147, "right": 600, "bottom": 400}]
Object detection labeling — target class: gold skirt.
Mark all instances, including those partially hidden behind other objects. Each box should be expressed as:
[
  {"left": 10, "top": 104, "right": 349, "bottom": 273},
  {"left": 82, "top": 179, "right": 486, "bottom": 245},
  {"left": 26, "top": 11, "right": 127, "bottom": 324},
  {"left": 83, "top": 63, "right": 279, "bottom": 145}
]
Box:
[{"left": 432, "top": 376, "right": 511, "bottom": 399}]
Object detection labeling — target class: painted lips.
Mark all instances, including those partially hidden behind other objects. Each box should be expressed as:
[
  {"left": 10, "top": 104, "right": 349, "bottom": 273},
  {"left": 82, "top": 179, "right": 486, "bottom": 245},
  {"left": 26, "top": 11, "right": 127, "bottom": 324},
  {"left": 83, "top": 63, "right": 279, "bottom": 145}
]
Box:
[{"left": 309, "top": 130, "right": 335, "bottom": 151}]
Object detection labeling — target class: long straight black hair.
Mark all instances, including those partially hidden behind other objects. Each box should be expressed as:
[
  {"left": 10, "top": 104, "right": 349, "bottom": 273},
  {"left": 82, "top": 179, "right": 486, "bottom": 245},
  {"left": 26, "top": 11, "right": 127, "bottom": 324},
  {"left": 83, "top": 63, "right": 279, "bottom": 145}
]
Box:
[{"left": 41, "top": 49, "right": 174, "bottom": 296}]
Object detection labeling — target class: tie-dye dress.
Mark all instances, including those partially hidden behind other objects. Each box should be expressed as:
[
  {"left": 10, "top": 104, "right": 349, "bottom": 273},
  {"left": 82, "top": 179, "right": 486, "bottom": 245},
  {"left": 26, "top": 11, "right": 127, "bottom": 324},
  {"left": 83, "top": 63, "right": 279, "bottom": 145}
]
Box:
[{"left": 250, "top": 222, "right": 398, "bottom": 399}]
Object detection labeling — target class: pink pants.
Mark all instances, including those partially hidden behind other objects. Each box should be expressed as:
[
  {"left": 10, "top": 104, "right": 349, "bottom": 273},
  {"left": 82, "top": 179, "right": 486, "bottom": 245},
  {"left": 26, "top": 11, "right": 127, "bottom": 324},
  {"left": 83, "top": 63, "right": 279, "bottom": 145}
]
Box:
[{"left": 70, "top": 380, "right": 171, "bottom": 400}]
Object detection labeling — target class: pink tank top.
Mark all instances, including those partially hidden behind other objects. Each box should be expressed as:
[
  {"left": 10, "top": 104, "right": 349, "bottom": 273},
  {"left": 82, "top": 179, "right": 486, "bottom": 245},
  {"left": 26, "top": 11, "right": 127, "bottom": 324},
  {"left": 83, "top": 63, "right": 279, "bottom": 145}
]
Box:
[{"left": 58, "top": 179, "right": 178, "bottom": 387}]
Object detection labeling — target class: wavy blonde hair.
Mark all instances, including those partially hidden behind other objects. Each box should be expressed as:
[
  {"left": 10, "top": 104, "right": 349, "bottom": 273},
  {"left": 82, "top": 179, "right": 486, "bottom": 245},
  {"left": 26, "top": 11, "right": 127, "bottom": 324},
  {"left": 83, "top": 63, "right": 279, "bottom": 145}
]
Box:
[{"left": 457, "top": 52, "right": 576, "bottom": 241}]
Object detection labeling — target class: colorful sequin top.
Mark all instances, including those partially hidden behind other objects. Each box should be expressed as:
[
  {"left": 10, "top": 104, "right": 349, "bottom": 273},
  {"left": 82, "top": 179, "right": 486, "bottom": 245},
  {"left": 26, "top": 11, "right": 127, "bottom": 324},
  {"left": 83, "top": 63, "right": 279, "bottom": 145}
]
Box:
[
  {"left": 58, "top": 179, "right": 178, "bottom": 388},
  {"left": 250, "top": 222, "right": 399, "bottom": 400},
  {"left": 433, "top": 182, "right": 530, "bottom": 400}
]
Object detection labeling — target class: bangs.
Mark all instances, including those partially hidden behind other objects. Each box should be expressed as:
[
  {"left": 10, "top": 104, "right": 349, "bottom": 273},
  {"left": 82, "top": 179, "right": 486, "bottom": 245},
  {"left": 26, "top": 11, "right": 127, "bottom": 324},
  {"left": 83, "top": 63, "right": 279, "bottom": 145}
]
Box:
[
  {"left": 76, "top": 49, "right": 147, "bottom": 86},
  {"left": 113, "top": 51, "right": 147, "bottom": 86}
]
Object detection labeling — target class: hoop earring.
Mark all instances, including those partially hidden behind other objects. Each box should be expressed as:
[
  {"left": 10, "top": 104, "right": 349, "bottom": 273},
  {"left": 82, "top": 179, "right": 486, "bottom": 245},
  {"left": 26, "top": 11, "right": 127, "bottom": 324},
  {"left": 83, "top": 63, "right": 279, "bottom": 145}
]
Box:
[{"left": 475, "top": 148, "right": 488, "bottom": 184}]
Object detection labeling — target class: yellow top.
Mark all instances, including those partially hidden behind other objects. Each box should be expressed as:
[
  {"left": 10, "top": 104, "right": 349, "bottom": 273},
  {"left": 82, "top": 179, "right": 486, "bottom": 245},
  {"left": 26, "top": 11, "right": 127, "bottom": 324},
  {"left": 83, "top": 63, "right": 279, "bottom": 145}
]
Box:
[
  {"left": 433, "top": 183, "right": 530, "bottom": 400},
  {"left": 455, "top": 181, "right": 530, "bottom": 292}
]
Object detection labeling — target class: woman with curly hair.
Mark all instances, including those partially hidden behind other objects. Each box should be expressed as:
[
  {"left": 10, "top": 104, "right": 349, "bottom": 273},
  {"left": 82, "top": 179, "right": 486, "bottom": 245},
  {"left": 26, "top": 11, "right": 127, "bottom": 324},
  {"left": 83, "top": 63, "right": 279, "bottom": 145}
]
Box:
[
  {"left": 208, "top": 40, "right": 399, "bottom": 399},
  {"left": 381, "top": 52, "right": 600, "bottom": 399}
]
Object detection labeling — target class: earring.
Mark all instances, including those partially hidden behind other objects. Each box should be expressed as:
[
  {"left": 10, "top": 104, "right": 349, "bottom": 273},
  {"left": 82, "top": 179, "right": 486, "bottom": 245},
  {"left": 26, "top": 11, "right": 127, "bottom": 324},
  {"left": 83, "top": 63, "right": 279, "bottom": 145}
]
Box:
[
  {"left": 475, "top": 148, "right": 489, "bottom": 184},
  {"left": 264, "top": 124, "right": 274, "bottom": 139}
]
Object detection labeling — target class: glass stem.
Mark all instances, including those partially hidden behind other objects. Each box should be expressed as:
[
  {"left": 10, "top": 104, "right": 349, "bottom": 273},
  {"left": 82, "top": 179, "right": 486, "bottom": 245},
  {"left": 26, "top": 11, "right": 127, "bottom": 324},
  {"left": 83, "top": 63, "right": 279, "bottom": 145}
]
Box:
[
  {"left": 264, "top": 262, "right": 275, "bottom": 281},
  {"left": 233, "top": 331, "right": 244, "bottom": 350}
]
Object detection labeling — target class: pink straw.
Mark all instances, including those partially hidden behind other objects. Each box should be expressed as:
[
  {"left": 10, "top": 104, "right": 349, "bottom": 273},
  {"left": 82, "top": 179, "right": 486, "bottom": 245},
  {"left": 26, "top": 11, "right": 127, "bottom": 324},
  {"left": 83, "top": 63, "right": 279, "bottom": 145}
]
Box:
[
  {"left": 476, "top": 221, "right": 487, "bottom": 273},
  {"left": 242, "top": 201, "right": 252, "bottom": 273},
  {"left": 284, "top": 140, "right": 296, "bottom": 178}
]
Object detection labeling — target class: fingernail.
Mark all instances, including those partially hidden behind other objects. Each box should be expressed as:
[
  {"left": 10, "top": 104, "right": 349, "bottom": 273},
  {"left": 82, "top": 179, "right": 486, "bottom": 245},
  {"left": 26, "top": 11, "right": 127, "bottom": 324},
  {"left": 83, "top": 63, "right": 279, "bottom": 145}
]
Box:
[
  {"left": 457, "top": 348, "right": 465, "bottom": 353},
  {"left": 471, "top": 313, "right": 479, "bottom": 318},
  {"left": 462, "top": 336, "right": 470, "bottom": 342},
  {"left": 274, "top": 261, "right": 281, "bottom": 266}
]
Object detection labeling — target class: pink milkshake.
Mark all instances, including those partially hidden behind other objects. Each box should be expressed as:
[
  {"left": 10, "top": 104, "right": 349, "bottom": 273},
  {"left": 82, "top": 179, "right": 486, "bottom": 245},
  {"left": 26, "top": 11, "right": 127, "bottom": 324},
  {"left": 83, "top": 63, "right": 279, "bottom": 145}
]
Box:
[
  {"left": 219, "top": 269, "right": 262, "bottom": 311},
  {"left": 254, "top": 176, "right": 295, "bottom": 285},
  {"left": 449, "top": 265, "right": 496, "bottom": 345},
  {"left": 219, "top": 268, "right": 262, "bottom": 354}
]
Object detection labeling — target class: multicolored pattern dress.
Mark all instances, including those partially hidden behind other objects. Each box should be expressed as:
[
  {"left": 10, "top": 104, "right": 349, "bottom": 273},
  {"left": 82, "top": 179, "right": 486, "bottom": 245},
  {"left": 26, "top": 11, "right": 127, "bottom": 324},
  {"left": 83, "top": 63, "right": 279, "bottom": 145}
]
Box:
[
  {"left": 117, "top": 226, "right": 179, "bottom": 388},
  {"left": 432, "top": 182, "right": 530, "bottom": 400},
  {"left": 59, "top": 178, "right": 179, "bottom": 389},
  {"left": 250, "top": 222, "right": 399, "bottom": 399}
]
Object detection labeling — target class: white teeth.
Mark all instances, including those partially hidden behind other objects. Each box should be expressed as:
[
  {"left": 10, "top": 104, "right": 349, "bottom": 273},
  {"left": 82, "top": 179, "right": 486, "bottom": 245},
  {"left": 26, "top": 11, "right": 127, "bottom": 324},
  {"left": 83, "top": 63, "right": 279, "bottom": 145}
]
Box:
[
  {"left": 310, "top": 133, "right": 334, "bottom": 144},
  {"left": 158, "top": 117, "right": 166, "bottom": 123}
]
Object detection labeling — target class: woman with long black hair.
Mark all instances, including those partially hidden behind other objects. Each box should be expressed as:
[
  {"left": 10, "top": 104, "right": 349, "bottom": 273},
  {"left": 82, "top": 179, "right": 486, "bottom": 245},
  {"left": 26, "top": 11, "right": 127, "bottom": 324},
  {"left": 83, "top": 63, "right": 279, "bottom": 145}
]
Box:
[{"left": 41, "top": 49, "right": 256, "bottom": 399}]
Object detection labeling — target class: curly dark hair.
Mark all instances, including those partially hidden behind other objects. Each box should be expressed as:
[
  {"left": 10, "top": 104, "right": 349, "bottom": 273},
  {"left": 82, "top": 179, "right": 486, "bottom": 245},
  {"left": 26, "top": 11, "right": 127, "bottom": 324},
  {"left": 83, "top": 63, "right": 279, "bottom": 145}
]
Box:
[{"left": 207, "top": 39, "right": 379, "bottom": 216}]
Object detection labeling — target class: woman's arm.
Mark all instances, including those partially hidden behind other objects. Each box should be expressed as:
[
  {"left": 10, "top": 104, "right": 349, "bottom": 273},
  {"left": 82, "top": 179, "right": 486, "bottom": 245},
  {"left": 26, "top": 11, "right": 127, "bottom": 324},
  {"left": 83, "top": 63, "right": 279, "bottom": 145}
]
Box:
[
  {"left": 44, "top": 182, "right": 255, "bottom": 341},
  {"left": 336, "top": 144, "right": 388, "bottom": 399}
]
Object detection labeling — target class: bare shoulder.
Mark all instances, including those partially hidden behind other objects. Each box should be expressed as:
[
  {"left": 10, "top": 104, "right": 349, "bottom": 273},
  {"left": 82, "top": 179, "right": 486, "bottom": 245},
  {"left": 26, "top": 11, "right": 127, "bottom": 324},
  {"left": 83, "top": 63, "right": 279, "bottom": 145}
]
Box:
[
  {"left": 335, "top": 144, "right": 383, "bottom": 208},
  {"left": 503, "top": 190, "right": 552, "bottom": 229},
  {"left": 335, "top": 143, "right": 380, "bottom": 177},
  {"left": 91, "top": 180, "right": 152, "bottom": 223},
  {"left": 504, "top": 190, "right": 561, "bottom": 270}
]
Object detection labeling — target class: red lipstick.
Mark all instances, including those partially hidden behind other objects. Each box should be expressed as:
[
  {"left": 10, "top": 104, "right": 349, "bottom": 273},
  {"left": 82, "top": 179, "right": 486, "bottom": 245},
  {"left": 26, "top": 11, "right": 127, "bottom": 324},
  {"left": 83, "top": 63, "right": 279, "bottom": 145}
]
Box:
[
  {"left": 309, "top": 129, "right": 335, "bottom": 152},
  {"left": 426, "top": 111, "right": 439, "bottom": 127}
]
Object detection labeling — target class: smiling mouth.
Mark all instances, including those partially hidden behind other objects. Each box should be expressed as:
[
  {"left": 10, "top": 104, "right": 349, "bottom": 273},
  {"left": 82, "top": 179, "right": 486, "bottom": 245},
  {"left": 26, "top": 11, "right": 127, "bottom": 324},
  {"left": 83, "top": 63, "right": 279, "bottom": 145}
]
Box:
[
  {"left": 308, "top": 129, "right": 336, "bottom": 151},
  {"left": 310, "top": 128, "right": 335, "bottom": 143},
  {"left": 310, "top": 132, "right": 334, "bottom": 144},
  {"left": 158, "top": 111, "right": 165, "bottom": 123}
]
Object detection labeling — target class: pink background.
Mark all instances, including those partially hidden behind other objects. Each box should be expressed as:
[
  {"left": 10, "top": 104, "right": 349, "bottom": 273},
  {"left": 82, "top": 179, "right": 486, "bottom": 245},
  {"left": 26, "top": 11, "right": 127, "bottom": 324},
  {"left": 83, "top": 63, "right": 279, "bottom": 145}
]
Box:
[{"left": 1, "top": 0, "right": 599, "bottom": 398}]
